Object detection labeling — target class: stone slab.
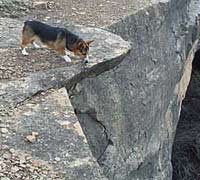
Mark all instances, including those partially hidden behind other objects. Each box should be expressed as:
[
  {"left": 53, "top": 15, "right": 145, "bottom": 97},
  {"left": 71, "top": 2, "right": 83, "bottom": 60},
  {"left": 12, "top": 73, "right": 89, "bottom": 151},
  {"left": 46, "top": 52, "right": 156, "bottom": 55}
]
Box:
[{"left": 1, "top": 88, "right": 107, "bottom": 180}]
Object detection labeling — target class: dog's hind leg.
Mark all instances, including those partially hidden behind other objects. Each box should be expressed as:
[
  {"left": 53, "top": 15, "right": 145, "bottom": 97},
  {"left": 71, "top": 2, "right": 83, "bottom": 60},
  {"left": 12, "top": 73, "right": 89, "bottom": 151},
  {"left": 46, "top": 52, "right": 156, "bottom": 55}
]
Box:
[
  {"left": 21, "top": 36, "right": 30, "bottom": 56},
  {"left": 21, "top": 36, "right": 37, "bottom": 55}
]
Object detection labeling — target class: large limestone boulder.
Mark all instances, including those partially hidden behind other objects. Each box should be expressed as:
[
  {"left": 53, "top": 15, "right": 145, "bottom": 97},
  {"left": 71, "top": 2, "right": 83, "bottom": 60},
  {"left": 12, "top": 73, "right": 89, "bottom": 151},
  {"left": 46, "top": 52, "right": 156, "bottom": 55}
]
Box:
[
  {"left": 1, "top": 0, "right": 200, "bottom": 179},
  {"left": 0, "top": 22, "right": 131, "bottom": 179},
  {"left": 68, "top": 0, "right": 200, "bottom": 179}
]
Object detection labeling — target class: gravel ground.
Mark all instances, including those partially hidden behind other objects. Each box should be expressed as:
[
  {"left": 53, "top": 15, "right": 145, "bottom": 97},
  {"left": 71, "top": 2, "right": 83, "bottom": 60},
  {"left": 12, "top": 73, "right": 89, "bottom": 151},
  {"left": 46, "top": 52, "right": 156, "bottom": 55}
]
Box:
[
  {"left": 0, "top": 145, "right": 61, "bottom": 180},
  {"left": 0, "top": 0, "right": 148, "bottom": 179},
  {"left": 23, "top": 0, "right": 152, "bottom": 27},
  {"left": 0, "top": 88, "right": 105, "bottom": 180},
  {"left": 0, "top": 48, "right": 81, "bottom": 80},
  {"left": 0, "top": 0, "right": 149, "bottom": 80}
]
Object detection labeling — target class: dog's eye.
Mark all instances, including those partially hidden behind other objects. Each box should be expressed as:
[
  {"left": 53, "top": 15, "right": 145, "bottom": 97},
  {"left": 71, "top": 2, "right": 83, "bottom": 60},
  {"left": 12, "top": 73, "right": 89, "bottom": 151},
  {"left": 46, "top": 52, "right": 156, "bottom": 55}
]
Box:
[{"left": 80, "top": 48, "right": 87, "bottom": 54}]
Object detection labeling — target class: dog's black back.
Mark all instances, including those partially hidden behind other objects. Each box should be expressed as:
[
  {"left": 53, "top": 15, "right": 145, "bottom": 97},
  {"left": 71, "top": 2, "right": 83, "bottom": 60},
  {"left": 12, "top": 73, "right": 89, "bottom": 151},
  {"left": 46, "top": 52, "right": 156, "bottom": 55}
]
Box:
[{"left": 25, "top": 20, "right": 82, "bottom": 51}]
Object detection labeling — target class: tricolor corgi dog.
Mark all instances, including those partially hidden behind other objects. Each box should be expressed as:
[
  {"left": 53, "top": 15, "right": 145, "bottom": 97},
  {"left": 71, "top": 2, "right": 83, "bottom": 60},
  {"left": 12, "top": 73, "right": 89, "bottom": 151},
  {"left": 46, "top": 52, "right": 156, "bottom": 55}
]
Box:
[{"left": 21, "top": 20, "right": 93, "bottom": 63}]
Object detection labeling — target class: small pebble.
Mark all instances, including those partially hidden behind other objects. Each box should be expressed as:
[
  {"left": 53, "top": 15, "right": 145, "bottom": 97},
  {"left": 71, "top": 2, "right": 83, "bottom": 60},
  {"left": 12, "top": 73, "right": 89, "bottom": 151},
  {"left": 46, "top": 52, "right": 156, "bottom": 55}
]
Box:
[
  {"left": 11, "top": 166, "right": 20, "bottom": 173},
  {"left": 1, "top": 128, "right": 9, "bottom": 134},
  {"left": 32, "top": 132, "right": 39, "bottom": 136},
  {"left": 26, "top": 135, "right": 36, "bottom": 143},
  {"left": 54, "top": 157, "right": 61, "bottom": 162},
  {"left": 9, "top": 148, "right": 15, "bottom": 154}
]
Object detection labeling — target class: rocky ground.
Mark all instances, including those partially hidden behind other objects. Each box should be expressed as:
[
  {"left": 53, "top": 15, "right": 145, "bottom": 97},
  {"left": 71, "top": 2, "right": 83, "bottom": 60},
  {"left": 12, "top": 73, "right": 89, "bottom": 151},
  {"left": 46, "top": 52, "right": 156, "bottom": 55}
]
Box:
[
  {"left": 23, "top": 0, "right": 151, "bottom": 28},
  {"left": 0, "top": 48, "right": 81, "bottom": 80},
  {"left": 0, "top": 145, "right": 61, "bottom": 179},
  {"left": 0, "top": 0, "right": 131, "bottom": 179},
  {"left": 1, "top": 0, "right": 200, "bottom": 179},
  {"left": 1, "top": 88, "right": 103, "bottom": 180},
  {"left": 0, "top": 0, "right": 151, "bottom": 82}
]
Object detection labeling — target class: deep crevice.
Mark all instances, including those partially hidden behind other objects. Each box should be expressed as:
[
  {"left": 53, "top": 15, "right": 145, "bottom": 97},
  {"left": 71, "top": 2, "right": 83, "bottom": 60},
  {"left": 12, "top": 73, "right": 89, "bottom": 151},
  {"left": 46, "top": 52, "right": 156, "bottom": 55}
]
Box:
[
  {"left": 74, "top": 108, "right": 113, "bottom": 162},
  {"left": 172, "top": 47, "right": 200, "bottom": 180}
]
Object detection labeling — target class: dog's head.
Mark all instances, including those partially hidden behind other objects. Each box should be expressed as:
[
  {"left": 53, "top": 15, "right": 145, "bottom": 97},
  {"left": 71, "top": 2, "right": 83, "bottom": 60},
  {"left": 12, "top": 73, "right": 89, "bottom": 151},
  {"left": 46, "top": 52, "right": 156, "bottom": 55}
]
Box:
[{"left": 73, "top": 40, "right": 94, "bottom": 60}]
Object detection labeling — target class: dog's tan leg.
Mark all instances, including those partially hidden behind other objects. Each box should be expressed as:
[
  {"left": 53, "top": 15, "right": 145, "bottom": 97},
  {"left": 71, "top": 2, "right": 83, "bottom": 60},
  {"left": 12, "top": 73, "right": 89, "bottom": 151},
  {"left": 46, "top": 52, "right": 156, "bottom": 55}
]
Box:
[
  {"left": 57, "top": 48, "right": 72, "bottom": 62},
  {"left": 54, "top": 38, "right": 72, "bottom": 62}
]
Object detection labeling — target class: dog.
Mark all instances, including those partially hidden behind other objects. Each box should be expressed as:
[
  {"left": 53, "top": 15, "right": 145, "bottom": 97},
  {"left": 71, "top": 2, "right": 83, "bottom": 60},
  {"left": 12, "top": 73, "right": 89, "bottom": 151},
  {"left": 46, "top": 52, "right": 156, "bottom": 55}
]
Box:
[{"left": 21, "top": 20, "right": 93, "bottom": 63}]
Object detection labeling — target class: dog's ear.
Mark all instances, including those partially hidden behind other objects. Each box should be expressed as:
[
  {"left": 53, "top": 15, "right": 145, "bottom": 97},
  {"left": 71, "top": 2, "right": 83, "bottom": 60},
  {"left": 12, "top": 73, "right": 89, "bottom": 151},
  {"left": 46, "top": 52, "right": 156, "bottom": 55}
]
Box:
[
  {"left": 86, "top": 40, "right": 94, "bottom": 46},
  {"left": 75, "top": 41, "right": 84, "bottom": 49}
]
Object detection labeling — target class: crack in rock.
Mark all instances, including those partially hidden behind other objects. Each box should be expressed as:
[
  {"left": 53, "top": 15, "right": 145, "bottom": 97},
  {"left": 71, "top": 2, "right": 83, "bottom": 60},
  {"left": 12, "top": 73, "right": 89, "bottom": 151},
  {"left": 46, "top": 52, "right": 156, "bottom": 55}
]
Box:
[{"left": 74, "top": 108, "right": 113, "bottom": 161}]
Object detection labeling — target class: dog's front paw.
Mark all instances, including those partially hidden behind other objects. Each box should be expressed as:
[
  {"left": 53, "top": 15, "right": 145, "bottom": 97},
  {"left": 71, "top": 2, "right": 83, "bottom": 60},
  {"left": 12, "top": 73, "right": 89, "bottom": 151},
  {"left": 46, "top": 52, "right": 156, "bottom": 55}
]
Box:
[
  {"left": 63, "top": 55, "right": 72, "bottom": 62},
  {"left": 33, "top": 42, "right": 40, "bottom": 49}
]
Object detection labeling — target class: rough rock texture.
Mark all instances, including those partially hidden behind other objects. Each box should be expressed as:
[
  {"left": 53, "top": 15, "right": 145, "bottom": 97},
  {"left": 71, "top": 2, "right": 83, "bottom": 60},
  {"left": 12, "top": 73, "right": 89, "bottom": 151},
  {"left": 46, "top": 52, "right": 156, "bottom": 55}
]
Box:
[
  {"left": 20, "top": 0, "right": 154, "bottom": 28},
  {"left": 0, "top": 19, "right": 130, "bottom": 179},
  {"left": 1, "top": 88, "right": 108, "bottom": 180},
  {"left": 0, "top": 23, "right": 130, "bottom": 107},
  {"left": 1, "top": 0, "right": 200, "bottom": 179},
  {"left": 0, "top": 0, "right": 31, "bottom": 17},
  {"left": 68, "top": 0, "right": 200, "bottom": 179},
  {"left": 0, "top": 18, "right": 23, "bottom": 48}
]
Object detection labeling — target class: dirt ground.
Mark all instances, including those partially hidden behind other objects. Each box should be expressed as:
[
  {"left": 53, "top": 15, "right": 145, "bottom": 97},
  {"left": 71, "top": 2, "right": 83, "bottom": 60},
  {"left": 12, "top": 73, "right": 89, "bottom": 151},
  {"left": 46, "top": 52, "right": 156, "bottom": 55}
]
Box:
[
  {"left": 24, "top": 0, "right": 146, "bottom": 27},
  {"left": 0, "top": 0, "right": 134, "bottom": 179},
  {"left": 0, "top": 48, "right": 81, "bottom": 80},
  {"left": 0, "top": 0, "right": 148, "bottom": 81}
]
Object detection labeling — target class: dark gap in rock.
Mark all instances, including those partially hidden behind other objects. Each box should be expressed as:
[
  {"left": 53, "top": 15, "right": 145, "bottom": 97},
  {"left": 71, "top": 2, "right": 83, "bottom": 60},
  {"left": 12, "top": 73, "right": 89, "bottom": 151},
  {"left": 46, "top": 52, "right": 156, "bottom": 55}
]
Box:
[
  {"left": 172, "top": 47, "right": 200, "bottom": 180},
  {"left": 72, "top": 106, "right": 110, "bottom": 161}
]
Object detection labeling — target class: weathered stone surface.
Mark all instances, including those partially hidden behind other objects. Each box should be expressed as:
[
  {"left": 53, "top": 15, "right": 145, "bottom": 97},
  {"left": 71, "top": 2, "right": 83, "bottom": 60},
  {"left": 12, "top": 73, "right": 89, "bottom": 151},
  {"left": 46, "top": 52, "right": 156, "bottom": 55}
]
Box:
[
  {"left": 0, "top": 0, "right": 31, "bottom": 17},
  {"left": 67, "top": 0, "right": 200, "bottom": 179},
  {"left": 0, "top": 20, "right": 130, "bottom": 179},
  {"left": 0, "top": 18, "right": 23, "bottom": 48},
  {"left": 1, "top": 0, "right": 200, "bottom": 179},
  {"left": 1, "top": 88, "right": 107, "bottom": 180},
  {"left": 0, "top": 24, "right": 130, "bottom": 109}
]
